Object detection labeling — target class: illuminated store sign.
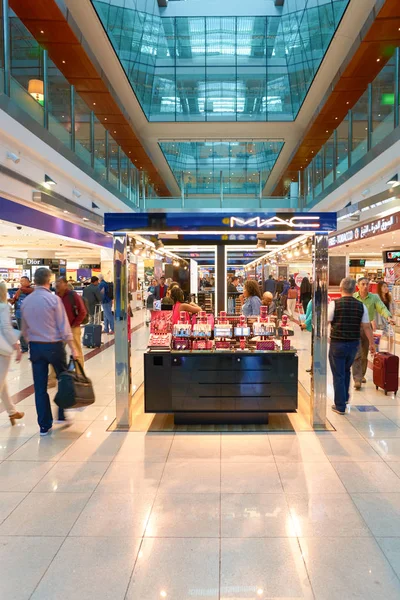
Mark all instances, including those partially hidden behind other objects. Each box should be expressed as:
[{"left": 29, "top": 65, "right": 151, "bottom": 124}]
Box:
[
  {"left": 105, "top": 212, "right": 337, "bottom": 234},
  {"left": 229, "top": 216, "right": 321, "bottom": 229},
  {"left": 329, "top": 214, "right": 399, "bottom": 248}
]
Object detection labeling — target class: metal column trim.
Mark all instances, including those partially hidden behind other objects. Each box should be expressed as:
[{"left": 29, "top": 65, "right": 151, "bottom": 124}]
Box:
[
  {"left": 90, "top": 111, "right": 95, "bottom": 170},
  {"left": 395, "top": 47, "right": 400, "bottom": 130},
  {"left": 2, "top": 0, "right": 10, "bottom": 96},
  {"left": 43, "top": 49, "right": 49, "bottom": 130},
  {"left": 311, "top": 233, "right": 329, "bottom": 427},
  {"left": 367, "top": 83, "right": 372, "bottom": 151},
  {"left": 70, "top": 85, "right": 76, "bottom": 152}
]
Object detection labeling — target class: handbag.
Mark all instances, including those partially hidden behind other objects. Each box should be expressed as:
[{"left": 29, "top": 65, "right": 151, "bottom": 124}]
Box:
[{"left": 55, "top": 358, "right": 95, "bottom": 409}]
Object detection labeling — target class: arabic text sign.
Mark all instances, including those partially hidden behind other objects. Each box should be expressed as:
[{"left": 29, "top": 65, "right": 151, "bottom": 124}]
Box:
[{"left": 329, "top": 214, "right": 399, "bottom": 248}]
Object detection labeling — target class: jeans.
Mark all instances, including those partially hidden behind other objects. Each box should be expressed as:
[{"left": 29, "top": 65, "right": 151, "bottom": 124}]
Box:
[
  {"left": 17, "top": 317, "right": 28, "bottom": 352},
  {"left": 352, "top": 327, "right": 370, "bottom": 383},
  {"left": 30, "top": 342, "right": 67, "bottom": 430},
  {"left": 0, "top": 355, "right": 17, "bottom": 416},
  {"left": 102, "top": 301, "right": 114, "bottom": 333},
  {"left": 329, "top": 339, "right": 360, "bottom": 412}
]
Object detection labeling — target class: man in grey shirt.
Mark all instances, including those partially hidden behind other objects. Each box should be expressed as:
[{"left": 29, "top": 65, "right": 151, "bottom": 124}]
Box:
[{"left": 21, "top": 267, "right": 77, "bottom": 436}]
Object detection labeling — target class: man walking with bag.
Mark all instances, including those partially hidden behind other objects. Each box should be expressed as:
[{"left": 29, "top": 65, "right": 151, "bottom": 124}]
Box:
[
  {"left": 21, "top": 268, "right": 78, "bottom": 435},
  {"left": 56, "top": 276, "right": 87, "bottom": 366}
]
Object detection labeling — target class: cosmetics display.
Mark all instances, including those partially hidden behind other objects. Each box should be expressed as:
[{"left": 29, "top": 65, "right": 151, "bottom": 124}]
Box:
[
  {"left": 147, "top": 307, "right": 296, "bottom": 353},
  {"left": 147, "top": 311, "right": 173, "bottom": 350},
  {"left": 172, "top": 311, "right": 192, "bottom": 351},
  {"left": 214, "top": 311, "right": 233, "bottom": 350}
]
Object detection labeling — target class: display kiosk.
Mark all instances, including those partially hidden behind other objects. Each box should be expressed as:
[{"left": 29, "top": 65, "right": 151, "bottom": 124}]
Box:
[{"left": 105, "top": 211, "right": 337, "bottom": 429}]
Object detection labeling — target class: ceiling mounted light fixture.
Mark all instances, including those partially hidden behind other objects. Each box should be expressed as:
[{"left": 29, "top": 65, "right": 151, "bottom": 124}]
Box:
[
  {"left": 43, "top": 175, "right": 57, "bottom": 189},
  {"left": 387, "top": 174, "right": 400, "bottom": 187}
]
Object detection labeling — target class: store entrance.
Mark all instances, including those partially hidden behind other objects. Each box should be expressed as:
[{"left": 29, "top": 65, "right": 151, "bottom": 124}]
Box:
[{"left": 106, "top": 211, "right": 337, "bottom": 431}]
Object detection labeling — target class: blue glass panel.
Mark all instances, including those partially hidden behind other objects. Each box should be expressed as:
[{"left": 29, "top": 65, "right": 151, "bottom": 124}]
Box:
[
  {"left": 159, "top": 140, "right": 284, "bottom": 195},
  {"left": 91, "top": 0, "right": 350, "bottom": 122}
]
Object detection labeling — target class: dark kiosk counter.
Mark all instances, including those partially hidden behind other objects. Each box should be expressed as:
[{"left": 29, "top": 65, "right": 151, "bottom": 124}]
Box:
[{"left": 144, "top": 350, "right": 298, "bottom": 424}]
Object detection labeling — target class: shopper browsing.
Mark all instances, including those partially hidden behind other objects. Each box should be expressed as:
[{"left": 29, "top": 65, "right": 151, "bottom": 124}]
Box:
[
  {"left": 287, "top": 281, "right": 298, "bottom": 318},
  {"left": 21, "top": 267, "right": 78, "bottom": 435},
  {"left": 228, "top": 277, "right": 239, "bottom": 293},
  {"left": 9, "top": 276, "right": 34, "bottom": 353},
  {"left": 376, "top": 281, "right": 396, "bottom": 350},
  {"left": 241, "top": 280, "right": 262, "bottom": 317},
  {"left": 262, "top": 291, "right": 276, "bottom": 316},
  {"left": 56, "top": 276, "right": 87, "bottom": 365},
  {"left": 328, "top": 277, "right": 375, "bottom": 415},
  {"left": 98, "top": 274, "right": 114, "bottom": 334},
  {"left": 154, "top": 275, "right": 168, "bottom": 300},
  {"left": 82, "top": 276, "right": 102, "bottom": 323},
  {"left": 300, "top": 277, "right": 312, "bottom": 313},
  {"left": 170, "top": 286, "right": 201, "bottom": 324},
  {"left": 0, "top": 281, "right": 24, "bottom": 426},
  {"left": 264, "top": 275, "right": 277, "bottom": 295},
  {"left": 352, "top": 277, "right": 394, "bottom": 390}
]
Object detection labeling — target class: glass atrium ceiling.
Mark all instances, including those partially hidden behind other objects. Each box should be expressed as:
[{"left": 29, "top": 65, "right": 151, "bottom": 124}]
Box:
[
  {"left": 92, "top": 0, "right": 350, "bottom": 122},
  {"left": 159, "top": 141, "right": 284, "bottom": 195}
]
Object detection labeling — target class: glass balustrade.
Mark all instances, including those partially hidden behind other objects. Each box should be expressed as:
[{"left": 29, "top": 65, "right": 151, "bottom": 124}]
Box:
[{"left": 303, "top": 53, "right": 399, "bottom": 205}]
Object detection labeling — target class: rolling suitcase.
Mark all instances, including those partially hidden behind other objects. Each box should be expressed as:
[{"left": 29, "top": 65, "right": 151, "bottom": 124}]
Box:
[
  {"left": 83, "top": 305, "right": 102, "bottom": 348},
  {"left": 373, "top": 327, "right": 398, "bottom": 396}
]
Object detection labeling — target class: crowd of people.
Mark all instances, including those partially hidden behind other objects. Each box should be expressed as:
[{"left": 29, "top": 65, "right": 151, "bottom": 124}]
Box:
[{"left": 0, "top": 268, "right": 115, "bottom": 435}]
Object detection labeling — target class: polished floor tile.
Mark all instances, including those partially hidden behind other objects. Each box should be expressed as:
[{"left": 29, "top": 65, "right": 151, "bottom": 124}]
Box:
[
  {"left": 0, "top": 460, "right": 54, "bottom": 492},
  {"left": 277, "top": 461, "right": 346, "bottom": 494},
  {"left": 7, "top": 436, "right": 75, "bottom": 462},
  {"left": 352, "top": 493, "right": 400, "bottom": 537},
  {"left": 96, "top": 461, "right": 165, "bottom": 494},
  {"left": 114, "top": 433, "right": 173, "bottom": 462},
  {"left": 33, "top": 461, "right": 109, "bottom": 493},
  {"left": 31, "top": 537, "right": 141, "bottom": 600},
  {"left": 287, "top": 493, "right": 370, "bottom": 538},
  {"left": 318, "top": 436, "right": 382, "bottom": 462},
  {"left": 221, "top": 462, "right": 283, "bottom": 494},
  {"left": 332, "top": 462, "right": 400, "bottom": 493},
  {"left": 221, "top": 434, "right": 274, "bottom": 462},
  {"left": 299, "top": 537, "right": 400, "bottom": 600},
  {"left": 168, "top": 433, "right": 220, "bottom": 461},
  {"left": 377, "top": 538, "right": 400, "bottom": 579},
  {"left": 220, "top": 538, "right": 314, "bottom": 599},
  {"left": 0, "top": 437, "right": 34, "bottom": 460},
  {"left": 0, "top": 492, "right": 90, "bottom": 536},
  {"left": 369, "top": 438, "right": 400, "bottom": 462},
  {"left": 269, "top": 434, "right": 329, "bottom": 462},
  {"left": 0, "top": 492, "right": 27, "bottom": 524},
  {"left": 125, "top": 538, "right": 220, "bottom": 600},
  {"left": 145, "top": 493, "right": 220, "bottom": 538},
  {"left": 221, "top": 493, "right": 296, "bottom": 538},
  {"left": 70, "top": 491, "right": 155, "bottom": 537},
  {"left": 59, "top": 431, "right": 126, "bottom": 462},
  {"left": 159, "top": 460, "right": 221, "bottom": 494},
  {"left": 0, "top": 536, "right": 64, "bottom": 600}
]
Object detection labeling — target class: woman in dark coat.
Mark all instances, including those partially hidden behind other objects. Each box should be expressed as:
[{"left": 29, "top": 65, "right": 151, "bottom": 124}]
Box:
[{"left": 300, "top": 277, "right": 312, "bottom": 314}]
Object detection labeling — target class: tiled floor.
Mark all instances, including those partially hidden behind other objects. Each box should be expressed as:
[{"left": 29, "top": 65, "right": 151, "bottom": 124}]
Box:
[{"left": 1, "top": 311, "right": 400, "bottom": 599}]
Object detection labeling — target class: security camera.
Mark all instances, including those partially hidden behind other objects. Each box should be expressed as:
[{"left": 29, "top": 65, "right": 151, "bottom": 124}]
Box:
[
  {"left": 16, "top": 226, "right": 22, "bottom": 230},
  {"left": 7, "top": 152, "right": 20, "bottom": 164},
  {"left": 60, "top": 243, "right": 63, "bottom": 247}
]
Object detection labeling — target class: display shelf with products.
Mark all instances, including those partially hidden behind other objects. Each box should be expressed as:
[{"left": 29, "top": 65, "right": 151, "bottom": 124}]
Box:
[{"left": 144, "top": 308, "right": 298, "bottom": 424}]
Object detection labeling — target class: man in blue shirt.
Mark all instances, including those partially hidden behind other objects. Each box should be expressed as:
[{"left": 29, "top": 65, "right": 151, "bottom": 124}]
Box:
[{"left": 98, "top": 274, "right": 114, "bottom": 334}]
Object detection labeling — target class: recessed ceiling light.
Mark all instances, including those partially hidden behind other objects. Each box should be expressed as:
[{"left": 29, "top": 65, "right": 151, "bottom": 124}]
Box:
[
  {"left": 114, "top": 130, "right": 116, "bottom": 133},
  {"left": 104, "top": 117, "right": 107, "bottom": 121},
  {"left": 377, "top": 58, "right": 381, "bottom": 62},
  {"left": 40, "top": 30, "right": 44, "bottom": 34},
  {"left": 62, "top": 60, "right": 66, "bottom": 64},
  {"left": 93, "top": 102, "right": 96, "bottom": 106}
]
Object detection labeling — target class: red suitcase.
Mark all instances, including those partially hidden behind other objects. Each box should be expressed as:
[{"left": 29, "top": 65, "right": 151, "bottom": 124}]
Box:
[{"left": 373, "top": 352, "right": 399, "bottom": 395}]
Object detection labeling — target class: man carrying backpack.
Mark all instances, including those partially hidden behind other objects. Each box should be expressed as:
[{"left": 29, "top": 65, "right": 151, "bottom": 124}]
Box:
[
  {"left": 98, "top": 273, "right": 114, "bottom": 335},
  {"left": 56, "top": 276, "right": 87, "bottom": 365}
]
